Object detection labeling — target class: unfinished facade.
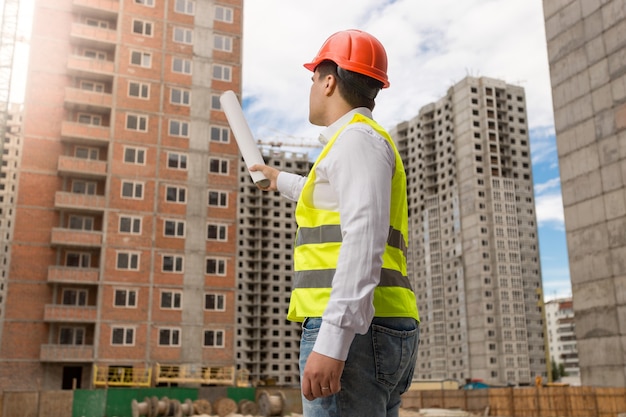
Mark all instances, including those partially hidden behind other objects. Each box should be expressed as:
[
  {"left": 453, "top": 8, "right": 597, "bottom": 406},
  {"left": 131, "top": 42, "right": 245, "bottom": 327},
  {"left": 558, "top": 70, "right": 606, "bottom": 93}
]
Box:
[
  {"left": 0, "top": 103, "right": 22, "bottom": 342},
  {"left": 391, "top": 76, "right": 546, "bottom": 386},
  {"left": 0, "top": 0, "right": 243, "bottom": 390},
  {"left": 236, "top": 145, "right": 313, "bottom": 386},
  {"left": 543, "top": 0, "right": 626, "bottom": 386}
]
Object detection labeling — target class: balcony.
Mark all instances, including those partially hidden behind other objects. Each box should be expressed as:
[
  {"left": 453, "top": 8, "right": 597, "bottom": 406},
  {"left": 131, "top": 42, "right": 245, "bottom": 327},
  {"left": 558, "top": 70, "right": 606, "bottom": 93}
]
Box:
[
  {"left": 65, "top": 87, "right": 112, "bottom": 113},
  {"left": 72, "top": 0, "right": 118, "bottom": 18},
  {"left": 40, "top": 344, "right": 94, "bottom": 362},
  {"left": 70, "top": 22, "right": 117, "bottom": 50},
  {"left": 67, "top": 55, "right": 114, "bottom": 81},
  {"left": 55, "top": 191, "right": 106, "bottom": 212},
  {"left": 44, "top": 304, "right": 98, "bottom": 322},
  {"left": 51, "top": 228, "right": 103, "bottom": 247},
  {"left": 48, "top": 266, "right": 99, "bottom": 284},
  {"left": 61, "top": 121, "right": 110, "bottom": 145},
  {"left": 58, "top": 155, "right": 107, "bottom": 178}
]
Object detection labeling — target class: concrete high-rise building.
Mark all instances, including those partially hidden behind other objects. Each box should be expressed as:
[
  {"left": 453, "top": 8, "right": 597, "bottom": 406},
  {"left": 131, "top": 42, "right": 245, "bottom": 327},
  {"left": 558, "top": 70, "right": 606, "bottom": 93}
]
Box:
[
  {"left": 543, "top": 0, "right": 626, "bottom": 387},
  {"left": 235, "top": 144, "right": 314, "bottom": 386},
  {"left": 545, "top": 297, "right": 580, "bottom": 385},
  {"left": 0, "top": 0, "right": 243, "bottom": 390},
  {"left": 390, "top": 76, "right": 546, "bottom": 386},
  {"left": 0, "top": 103, "right": 22, "bottom": 341}
]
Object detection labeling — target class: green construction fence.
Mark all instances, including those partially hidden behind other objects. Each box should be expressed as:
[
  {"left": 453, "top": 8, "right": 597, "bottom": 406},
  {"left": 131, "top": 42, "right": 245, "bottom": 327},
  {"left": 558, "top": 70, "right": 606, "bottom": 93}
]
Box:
[{"left": 72, "top": 386, "right": 256, "bottom": 417}]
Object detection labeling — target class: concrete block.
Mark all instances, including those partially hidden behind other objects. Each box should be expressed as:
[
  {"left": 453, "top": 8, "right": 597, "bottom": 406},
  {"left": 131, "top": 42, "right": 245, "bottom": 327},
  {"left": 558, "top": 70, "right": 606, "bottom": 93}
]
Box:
[
  {"left": 566, "top": 221, "right": 609, "bottom": 258},
  {"left": 595, "top": 108, "right": 616, "bottom": 141},
  {"left": 556, "top": 118, "right": 596, "bottom": 157},
  {"left": 191, "top": 60, "right": 213, "bottom": 88},
  {"left": 581, "top": 363, "right": 626, "bottom": 386},
  {"left": 610, "top": 245, "right": 626, "bottom": 276},
  {"left": 192, "top": 27, "right": 213, "bottom": 58},
  {"left": 615, "top": 271, "right": 626, "bottom": 304},
  {"left": 608, "top": 47, "right": 626, "bottom": 78},
  {"left": 568, "top": 250, "right": 613, "bottom": 284},
  {"left": 557, "top": 94, "right": 595, "bottom": 132},
  {"left": 616, "top": 102, "right": 626, "bottom": 131},
  {"left": 583, "top": 9, "right": 605, "bottom": 42},
  {"left": 545, "top": 0, "right": 583, "bottom": 41},
  {"left": 599, "top": 135, "right": 621, "bottom": 164},
  {"left": 601, "top": 0, "right": 626, "bottom": 31},
  {"left": 560, "top": 143, "right": 600, "bottom": 182},
  {"left": 581, "top": 0, "right": 603, "bottom": 18},
  {"left": 601, "top": 161, "right": 625, "bottom": 192},
  {"left": 618, "top": 303, "right": 626, "bottom": 333},
  {"left": 549, "top": 47, "right": 588, "bottom": 86},
  {"left": 604, "top": 190, "right": 626, "bottom": 221},
  {"left": 591, "top": 82, "right": 613, "bottom": 113},
  {"left": 573, "top": 278, "right": 617, "bottom": 311},
  {"left": 577, "top": 326, "right": 621, "bottom": 363},
  {"left": 548, "top": 21, "right": 586, "bottom": 63},
  {"left": 555, "top": 69, "right": 592, "bottom": 109},
  {"left": 603, "top": 17, "right": 626, "bottom": 55},
  {"left": 588, "top": 58, "right": 610, "bottom": 89},
  {"left": 562, "top": 169, "right": 602, "bottom": 206},
  {"left": 583, "top": 195, "right": 609, "bottom": 227},
  {"left": 612, "top": 72, "right": 626, "bottom": 101},
  {"left": 543, "top": 0, "right": 577, "bottom": 22}
]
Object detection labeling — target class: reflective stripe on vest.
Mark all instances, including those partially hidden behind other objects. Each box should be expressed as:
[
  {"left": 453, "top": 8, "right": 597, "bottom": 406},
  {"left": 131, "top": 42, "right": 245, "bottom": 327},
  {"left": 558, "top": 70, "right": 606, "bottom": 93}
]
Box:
[
  {"left": 288, "top": 113, "right": 420, "bottom": 323},
  {"left": 293, "top": 268, "right": 410, "bottom": 289},
  {"left": 296, "top": 225, "right": 407, "bottom": 256}
]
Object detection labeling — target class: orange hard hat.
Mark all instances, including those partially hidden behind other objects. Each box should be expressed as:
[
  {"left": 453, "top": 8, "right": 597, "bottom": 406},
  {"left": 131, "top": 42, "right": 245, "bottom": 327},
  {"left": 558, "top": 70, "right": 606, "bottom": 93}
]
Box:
[{"left": 304, "top": 29, "right": 390, "bottom": 88}]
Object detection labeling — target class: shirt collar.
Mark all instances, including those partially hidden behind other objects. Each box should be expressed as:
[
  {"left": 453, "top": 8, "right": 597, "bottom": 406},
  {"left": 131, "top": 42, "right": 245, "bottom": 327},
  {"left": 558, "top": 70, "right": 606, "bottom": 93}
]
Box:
[{"left": 318, "top": 107, "right": 373, "bottom": 144}]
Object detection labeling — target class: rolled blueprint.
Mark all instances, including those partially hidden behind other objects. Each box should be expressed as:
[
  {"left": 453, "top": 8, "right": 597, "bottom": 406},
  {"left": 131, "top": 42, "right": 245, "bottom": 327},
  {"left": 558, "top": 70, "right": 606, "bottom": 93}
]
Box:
[{"left": 219, "top": 90, "right": 270, "bottom": 188}]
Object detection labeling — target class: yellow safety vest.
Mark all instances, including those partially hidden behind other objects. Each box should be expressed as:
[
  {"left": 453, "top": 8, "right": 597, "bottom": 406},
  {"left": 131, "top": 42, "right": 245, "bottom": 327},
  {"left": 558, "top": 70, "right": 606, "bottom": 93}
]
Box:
[{"left": 287, "top": 113, "right": 419, "bottom": 322}]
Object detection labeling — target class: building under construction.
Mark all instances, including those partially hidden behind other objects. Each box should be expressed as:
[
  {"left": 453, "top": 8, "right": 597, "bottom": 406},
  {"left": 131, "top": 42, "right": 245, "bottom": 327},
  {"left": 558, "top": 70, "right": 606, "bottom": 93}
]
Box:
[
  {"left": 235, "top": 144, "right": 314, "bottom": 387},
  {"left": 543, "top": 0, "right": 626, "bottom": 388},
  {"left": 0, "top": 0, "right": 244, "bottom": 390},
  {"left": 391, "top": 76, "right": 546, "bottom": 386}
]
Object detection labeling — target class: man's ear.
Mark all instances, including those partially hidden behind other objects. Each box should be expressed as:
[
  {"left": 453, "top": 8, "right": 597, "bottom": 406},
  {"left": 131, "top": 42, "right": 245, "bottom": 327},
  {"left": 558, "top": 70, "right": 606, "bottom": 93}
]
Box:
[{"left": 324, "top": 74, "right": 337, "bottom": 96}]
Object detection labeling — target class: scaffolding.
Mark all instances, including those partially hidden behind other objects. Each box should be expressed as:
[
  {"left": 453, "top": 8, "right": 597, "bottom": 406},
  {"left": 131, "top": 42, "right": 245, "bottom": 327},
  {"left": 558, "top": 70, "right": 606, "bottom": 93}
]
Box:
[
  {"left": 93, "top": 365, "right": 152, "bottom": 388},
  {"left": 155, "top": 364, "right": 236, "bottom": 386}
]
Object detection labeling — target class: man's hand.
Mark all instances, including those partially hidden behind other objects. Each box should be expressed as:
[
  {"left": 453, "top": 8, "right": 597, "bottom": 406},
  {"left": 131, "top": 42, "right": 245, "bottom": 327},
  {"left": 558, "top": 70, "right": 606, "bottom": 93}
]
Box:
[
  {"left": 249, "top": 164, "right": 280, "bottom": 191},
  {"left": 301, "top": 351, "right": 345, "bottom": 401}
]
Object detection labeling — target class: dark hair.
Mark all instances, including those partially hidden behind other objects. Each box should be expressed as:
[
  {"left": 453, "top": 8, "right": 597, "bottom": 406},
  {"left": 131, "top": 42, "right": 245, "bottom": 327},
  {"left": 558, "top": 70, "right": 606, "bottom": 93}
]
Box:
[{"left": 316, "top": 60, "right": 383, "bottom": 110}]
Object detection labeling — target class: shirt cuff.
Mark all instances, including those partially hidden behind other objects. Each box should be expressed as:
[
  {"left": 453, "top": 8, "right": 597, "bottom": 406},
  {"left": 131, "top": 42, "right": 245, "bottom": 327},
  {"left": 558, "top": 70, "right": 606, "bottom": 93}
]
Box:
[
  {"left": 276, "top": 171, "right": 303, "bottom": 201},
  {"left": 313, "top": 320, "right": 356, "bottom": 361}
]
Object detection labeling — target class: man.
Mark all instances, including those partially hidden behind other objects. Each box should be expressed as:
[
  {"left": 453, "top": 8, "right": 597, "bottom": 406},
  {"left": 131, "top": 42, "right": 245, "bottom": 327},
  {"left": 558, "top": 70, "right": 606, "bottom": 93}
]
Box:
[{"left": 250, "top": 29, "right": 420, "bottom": 417}]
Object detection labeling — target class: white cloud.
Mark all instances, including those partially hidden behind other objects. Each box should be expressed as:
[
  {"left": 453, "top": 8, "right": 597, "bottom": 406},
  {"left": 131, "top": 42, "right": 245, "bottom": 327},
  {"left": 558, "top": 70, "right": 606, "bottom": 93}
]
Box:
[
  {"left": 534, "top": 177, "right": 561, "bottom": 194},
  {"left": 530, "top": 126, "right": 558, "bottom": 167},
  {"left": 242, "top": 0, "right": 556, "bottom": 145},
  {"left": 534, "top": 176, "right": 564, "bottom": 229}
]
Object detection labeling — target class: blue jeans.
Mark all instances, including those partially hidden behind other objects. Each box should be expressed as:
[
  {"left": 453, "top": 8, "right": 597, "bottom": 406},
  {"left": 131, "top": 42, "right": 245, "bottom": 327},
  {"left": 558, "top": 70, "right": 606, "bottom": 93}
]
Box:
[{"left": 300, "top": 317, "right": 419, "bottom": 417}]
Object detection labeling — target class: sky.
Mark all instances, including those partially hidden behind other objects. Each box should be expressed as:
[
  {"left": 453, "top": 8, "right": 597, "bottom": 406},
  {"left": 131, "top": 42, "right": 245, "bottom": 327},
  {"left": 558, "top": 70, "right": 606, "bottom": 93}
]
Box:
[
  {"left": 4, "top": 0, "right": 572, "bottom": 300},
  {"left": 241, "top": 0, "right": 572, "bottom": 300}
]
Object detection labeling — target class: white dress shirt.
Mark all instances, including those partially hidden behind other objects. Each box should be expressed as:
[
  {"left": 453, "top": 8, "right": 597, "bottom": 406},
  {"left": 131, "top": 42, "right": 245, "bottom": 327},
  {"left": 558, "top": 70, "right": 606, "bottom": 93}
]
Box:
[{"left": 276, "top": 108, "right": 396, "bottom": 361}]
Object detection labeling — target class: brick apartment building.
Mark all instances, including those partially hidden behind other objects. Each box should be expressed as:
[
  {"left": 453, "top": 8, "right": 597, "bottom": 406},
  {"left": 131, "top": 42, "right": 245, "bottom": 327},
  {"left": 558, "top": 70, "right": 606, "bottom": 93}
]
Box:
[{"left": 0, "top": 0, "right": 243, "bottom": 390}]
